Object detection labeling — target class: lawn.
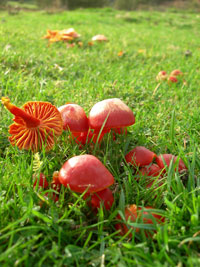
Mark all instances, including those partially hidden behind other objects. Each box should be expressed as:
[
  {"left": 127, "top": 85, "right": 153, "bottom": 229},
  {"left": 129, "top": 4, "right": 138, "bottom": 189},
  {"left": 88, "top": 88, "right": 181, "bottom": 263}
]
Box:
[{"left": 0, "top": 7, "right": 200, "bottom": 266}]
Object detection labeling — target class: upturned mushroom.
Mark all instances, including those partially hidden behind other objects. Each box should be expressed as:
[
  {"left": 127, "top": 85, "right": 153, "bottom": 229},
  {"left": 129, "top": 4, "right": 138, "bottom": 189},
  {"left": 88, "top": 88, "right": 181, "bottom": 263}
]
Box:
[
  {"left": 58, "top": 154, "right": 114, "bottom": 193},
  {"left": 88, "top": 98, "right": 135, "bottom": 138},
  {"left": 1, "top": 97, "right": 63, "bottom": 152}
]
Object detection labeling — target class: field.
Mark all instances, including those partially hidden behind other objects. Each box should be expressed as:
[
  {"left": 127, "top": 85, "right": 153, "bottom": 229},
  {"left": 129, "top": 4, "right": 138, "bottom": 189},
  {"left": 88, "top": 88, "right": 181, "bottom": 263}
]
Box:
[{"left": 0, "top": 8, "right": 200, "bottom": 266}]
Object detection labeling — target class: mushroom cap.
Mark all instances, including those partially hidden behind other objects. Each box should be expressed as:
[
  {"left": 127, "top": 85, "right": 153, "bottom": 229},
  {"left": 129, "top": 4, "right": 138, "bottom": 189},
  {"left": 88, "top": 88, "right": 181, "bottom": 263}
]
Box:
[
  {"left": 58, "top": 104, "right": 89, "bottom": 133},
  {"left": 115, "top": 205, "right": 165, "bottom": 237},
  {"left": 170, "top": 69, "right": 183, "bottom": 77},
  {"left": 59, "top": 154, "right": 114, "bottom": 193},
  {"left": 92, "top": 34, "right": 108, "bottom": 42},
  {"left": 140, "top": 164, "right": 162, "bottom": 177},
  {"left": 156, "top": 71, "right": 168, "bottom": 81},
  {"left": 88, "top": 98, "right": 135, "bottom": 131},
  {"left": 125, "top": 146, "right": 156, "bottom": 167},
  {"left": 168, "top": 75, "right": 178, "bottom": 83},
  {"left": 156, "top": 154, "right": 187, "bottom": 173},
  {"left": 84, "top": 188, "right": 114, "bottom": 210},
  {"left": 8, "top": 101, "right": 63, "bottom": 151}
]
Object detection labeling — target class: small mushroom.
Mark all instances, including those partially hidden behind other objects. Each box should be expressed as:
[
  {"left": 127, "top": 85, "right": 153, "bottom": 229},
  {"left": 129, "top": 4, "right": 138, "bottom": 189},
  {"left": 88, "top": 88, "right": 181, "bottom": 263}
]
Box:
[
  {"left": 88, "top": 98, "right": 135, "bottom": 138},
  {"left": 33, "top": 173, "right": 49, "bottom": 189},
  {"left": 170, "top": 69, "right": 183, "bottom": 77},
  {"left": 168, "top": 75, "right": 178, "bottom": 84},
  {"left": 2, "top": 97, "right": 63, "bottom": 152},
  {"left": 58, "top": 103, "right": 88, "bottom": 133},
  {"left": 59, "top": 154, "right": 115, "bottom": 193},
  {"left": 140, "top": 164, "right": 162, "bottom": 177},
  {"left": 125, "top": 146, "right": 156, "bottom": 167},
  {"left": 156, "top": 71, "right": 167, "bottom": 81},
  {"left": 51, "top": 171, "right": 62, "bottom": 193},
  {"left": 139, "top": 164, "right": 163, "bottom": 189},
  {"left": 58, "top": 103, "right": 90, "bottom": 146},
  {"left": 84, "top": 188, "right": 114, "bottom": 211},
  {"left": 92, "top": 34, "right": 108, "bottom": 42},
  {"left": 72, "top": 129, "right": 105, "bottom": 147},
  {"left": 156, "top": 154, "right": 187, "bottom": 173},
  {"left": 115, "top": 204, "right": 165, "bottom": 238}
]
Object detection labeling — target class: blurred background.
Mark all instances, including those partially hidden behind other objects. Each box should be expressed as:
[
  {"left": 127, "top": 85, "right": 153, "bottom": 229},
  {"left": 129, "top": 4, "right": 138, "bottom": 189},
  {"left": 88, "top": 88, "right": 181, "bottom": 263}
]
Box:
[{"left": 1, "top": 0, "right": 200, "bottom": 11}]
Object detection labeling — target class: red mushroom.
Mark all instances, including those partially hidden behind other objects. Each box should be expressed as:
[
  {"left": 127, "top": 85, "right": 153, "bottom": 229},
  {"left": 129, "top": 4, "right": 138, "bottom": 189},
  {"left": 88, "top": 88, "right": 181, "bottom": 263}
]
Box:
[
  {"left": 140, "top": 164, "right": 162, "bottom": 177},
  {"left": 58, "top": 103, "right": 88, "bottom": 133},
  {"left": 115, "top": 204, "right": 165, "bottom": 238},
  {"left": 58, "top": 103, "right": 90, "bottom": 145},
  {"left": 125, "top": 146, "right": 156, "bottom": 167},
  {"left": 51, "top": 171, "right": 62, "bottom": 193},
  {"left": 139, "top": 164, "right": 163, "bottom": 189},
  {"left": 170, "top": 69, "right": 183, "bottom": 77},
  {"left": 156, "top": 71, "right": 168, "bottom": 81},
  {"left": 156, "top": 154, "right": 187, "bottom": 173},
  {"left": 58, "top": 154, "right": 114, "bottom": 193},
  {"left": 84, "top": 188, "right": 114, "bottom": 211},
  {"left": 58, "top": 103, "right": 104, "bottom": 146},
  {"left": 72, "top": 129, "right": 105, "bottom": 146},
  {"left": 168, "top": 76, "right": 178, "bottom": 84},
  {"left": 2, "top": 97, "right": 63, "bottom": 152},
  {"left": 88, "top": 98, "right": 135, "bottom": 139},
  {"left": 33, "top": 173, "right": 49, "bottom": 189}
]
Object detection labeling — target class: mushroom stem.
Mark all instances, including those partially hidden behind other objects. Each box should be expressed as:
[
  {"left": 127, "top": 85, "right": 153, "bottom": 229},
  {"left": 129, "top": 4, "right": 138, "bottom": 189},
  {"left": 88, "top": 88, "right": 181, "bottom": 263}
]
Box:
[{"left": 2, "top": 97, "right": 41, "bottom": 128}]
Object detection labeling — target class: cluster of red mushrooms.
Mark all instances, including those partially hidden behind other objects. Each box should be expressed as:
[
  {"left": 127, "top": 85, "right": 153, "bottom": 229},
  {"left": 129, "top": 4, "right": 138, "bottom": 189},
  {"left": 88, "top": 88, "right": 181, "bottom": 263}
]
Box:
[
  {"left": 156, "top": 69, "right": 184, "bottom": 84},
  {"left": 1, "top": 96, "right": 187, "bottom": 238}
]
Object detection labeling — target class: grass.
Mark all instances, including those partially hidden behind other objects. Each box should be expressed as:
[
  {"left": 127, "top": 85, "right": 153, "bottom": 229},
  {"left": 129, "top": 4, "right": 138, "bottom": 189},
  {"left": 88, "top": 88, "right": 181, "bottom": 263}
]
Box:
[{"left": 0, "top": 7, "right": 200, "bottom": 266}]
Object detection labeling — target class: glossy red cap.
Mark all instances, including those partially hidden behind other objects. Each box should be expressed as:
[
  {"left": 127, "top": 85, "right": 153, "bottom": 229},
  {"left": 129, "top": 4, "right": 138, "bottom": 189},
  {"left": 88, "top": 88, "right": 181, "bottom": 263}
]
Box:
[
  {"left": 89, "top": 98, "right": 135, "bottom": 131},
  {"left": 156, "top": 154, "right": 187, "bottom": 172},
  {"left": 59, "top": 154, "right": 114, "bottom": 193},
  {"left": 58, "top": 104, "right": 89, "bottom": 132},
  {"left": 125, "top": 146, "right": 156, "bottom": 167}
]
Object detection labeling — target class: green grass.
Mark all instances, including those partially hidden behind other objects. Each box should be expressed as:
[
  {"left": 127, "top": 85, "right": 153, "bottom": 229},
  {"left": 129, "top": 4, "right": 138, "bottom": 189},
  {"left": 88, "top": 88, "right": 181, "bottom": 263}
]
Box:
[{"left": 0, "top": 8, "right": 200, "bottom": 266}]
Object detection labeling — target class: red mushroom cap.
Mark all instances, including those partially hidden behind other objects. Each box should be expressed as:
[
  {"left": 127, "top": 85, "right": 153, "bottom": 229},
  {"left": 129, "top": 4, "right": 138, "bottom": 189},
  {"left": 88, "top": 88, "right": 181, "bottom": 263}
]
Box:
[
  {"left": 156, "top": 71, "right": 168, "bottom": 81},
  {"left": 168, "top": 76, "right": 178, "bottom": 84},
  {"left": 33, "top": 173, "right": 49, "bottom": 189},
  {"left": 59, "top": 154, "right": 114, "bottom": 193},
  {"left": 71, "top": 129, "right": 105, "bottom": 146},
  {"left": 115, "top": 205, "right": 165, "bottom": 237},
  {"left": 139, "top": 164, "right": 163, "bottom": 189},
  {"left": 88, "top": 98, "right": 135, "bottom": 132},
  {"left": 58, "top": 104, "right": 89, "bottom": 133},
  {"left": 156, "top": 154, "right": 187, "bottom": 173},
  {"left": 170, "top": 69, "right": 183, "bottom": 77},
  {"left": 84, "top": 188, "right": 114, "bottom": 210},
  {"left": 51, "top": 171, "right": 62, "bottom": 193},
  {"left": 140, "top": 164, "right": 162, "bottom": 177},
  {"left": 125, "top": 146, "right": 156, "bottom": 167}
]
